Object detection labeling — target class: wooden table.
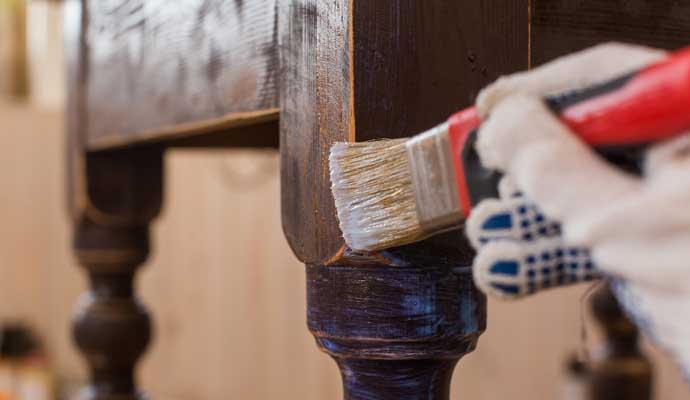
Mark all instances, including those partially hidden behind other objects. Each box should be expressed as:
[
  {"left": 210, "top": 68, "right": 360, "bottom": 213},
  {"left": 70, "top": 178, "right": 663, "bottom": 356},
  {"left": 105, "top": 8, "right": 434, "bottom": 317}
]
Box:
[{"left": 63, "top": 1, "right": 690, "bottom": 399}]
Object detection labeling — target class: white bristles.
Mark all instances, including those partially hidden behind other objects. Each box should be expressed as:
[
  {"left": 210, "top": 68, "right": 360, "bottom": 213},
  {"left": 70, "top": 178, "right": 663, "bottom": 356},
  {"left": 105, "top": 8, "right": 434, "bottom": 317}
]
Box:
[{"left": 329, "top": 139, "right": 428, "bottom": 251}]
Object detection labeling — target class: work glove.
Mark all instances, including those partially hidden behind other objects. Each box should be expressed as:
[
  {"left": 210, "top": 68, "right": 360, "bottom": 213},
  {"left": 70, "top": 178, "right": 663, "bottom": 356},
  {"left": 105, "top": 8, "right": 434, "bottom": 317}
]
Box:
[
  {"left": 466, "top": 42, "right": 690, "bottom": 378},
  {"left": 467, "top": 176, "right": 600, "bottom": 299}
]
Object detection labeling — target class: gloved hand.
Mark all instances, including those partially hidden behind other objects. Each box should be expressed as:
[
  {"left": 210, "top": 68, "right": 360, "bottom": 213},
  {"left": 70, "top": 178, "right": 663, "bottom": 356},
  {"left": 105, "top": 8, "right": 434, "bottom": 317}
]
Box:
[
  {"left": 466, "top": 42, "right": 690, "bottom": 378},
  {"left": 467, "top": 176, "right": 600, "bottom": 299}
]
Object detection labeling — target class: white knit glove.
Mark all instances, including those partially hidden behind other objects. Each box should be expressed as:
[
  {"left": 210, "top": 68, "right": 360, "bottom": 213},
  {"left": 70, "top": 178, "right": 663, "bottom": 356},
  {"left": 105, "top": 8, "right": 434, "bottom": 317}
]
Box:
[
  {"left": 466, "top": 43, "right": 690, "bottom": 378},
  {"left": 466, "top": 176, "right": 600, "bottom": 299}
]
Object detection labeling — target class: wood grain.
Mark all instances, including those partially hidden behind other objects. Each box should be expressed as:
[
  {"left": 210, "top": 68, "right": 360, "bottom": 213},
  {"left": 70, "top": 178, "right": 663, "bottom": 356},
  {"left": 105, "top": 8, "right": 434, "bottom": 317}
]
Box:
[
  {"left": 353, "top": 1, "right": 529, "bottom": 142},
  {"left": 279, "top": 0, "right": 350, "bottom": 264},
  {"left": 65, "top": 4, "right": 164, "bottom": 396},
  {"left": 280, "top": 0, "right": 529, "bottom": 265},
  {"left": 531, "top": 0, "right": 690, "bottom": 65},
  {"left": 79, "top": 0, "right": 279, "bottom": 149},
  {"left": 307, "top": 263, "right": 484, "bottom": 399},
  {"left": 88, "top": 109, "right": 280, "bottom": 150},
  {"left": 280, "top": 2, "right": 528, "bottom": 398},
  {"left": 65, "top": 0, "right": 163, "bottom": 225}
]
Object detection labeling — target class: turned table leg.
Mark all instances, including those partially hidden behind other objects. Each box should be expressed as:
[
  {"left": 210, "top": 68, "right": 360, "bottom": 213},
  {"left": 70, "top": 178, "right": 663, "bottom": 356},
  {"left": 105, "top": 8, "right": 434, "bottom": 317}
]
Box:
[
  {"left": 72, "top": 218, "right": 151, "bottom": 400},
  {"left": 589, "top": 284, "right": 652, "bottom": 400},
  {"left": 307, "top": 263, "right": 485, "bottom": 400},
  {"left": 65, "top": 136, "right": 162, "bottom": 397}
]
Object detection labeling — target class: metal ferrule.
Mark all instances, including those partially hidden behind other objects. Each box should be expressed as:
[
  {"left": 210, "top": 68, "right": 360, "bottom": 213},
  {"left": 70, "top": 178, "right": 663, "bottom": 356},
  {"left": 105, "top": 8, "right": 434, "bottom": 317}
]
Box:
[{"left": 405, "top": 122, "right": 464, "bottom": 233}]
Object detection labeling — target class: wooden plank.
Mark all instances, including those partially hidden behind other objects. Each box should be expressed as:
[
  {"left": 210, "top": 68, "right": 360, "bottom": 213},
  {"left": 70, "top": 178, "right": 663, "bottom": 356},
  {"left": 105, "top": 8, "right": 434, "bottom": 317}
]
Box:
[
  {"left": 160, "top": 117, "right": 280, "bottom": 149},
  {"left": 280, "top": 0, "right": 529, "bottom": 265},
  {"left": 80, "top": 0, "right": 279, "bottom": 149},
  {"left": 531, "top": 0, "right": 690, "bottom": 65},
  {"left": 279, "top": 0, "right": 350, "bottom": 264},
  {"left": 88, "top": 108, "right": 280, "bottom": 150}
]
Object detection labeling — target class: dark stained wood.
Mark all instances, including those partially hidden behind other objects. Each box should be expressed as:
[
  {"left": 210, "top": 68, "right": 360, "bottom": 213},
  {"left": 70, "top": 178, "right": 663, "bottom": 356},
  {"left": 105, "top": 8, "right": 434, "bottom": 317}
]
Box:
[
  {"left": 67, "top": 148, "right": 162, "bottom": 400},
  {"left": 280, "top": 1, "right": 527, "bottom": 398},
  {"left": 66, "top": 0, "right": 163, "bottom": 225},
  {"left": 280, "top": 0, "right": 529, "bottom": 265},
  {"left": 531, "top": 0, "right": 690, "bottom": 66},
  {"left": 81, "top": 0, "right": 279, "bottom": 150},
  {"left": 589, "top": 284, "right": 652, "bottom": 400},
  {"left": 307, "top": 263, "right": 485, "bottom": 400},
  {"left": 335, "top": 359, "right": 458, "bottom": 400},
  {"left": 90, "top": 109, "right": 280, "bottom": 150},
  {"left": 354, "top": 1, "right": 529, "bottom": 142},
  {"left": 162, "top": 117, "right": 279, "bottom": 149},
  {"left": 66, "top": 2, "right": 163, "bottom": 397},
  {"left": 73, "top": 217, "right": 154, "bottom": 400},
  {"left": 68, "top": 147, "right": 163, "bottom": 400},
  {"left": 279, "top": 0, "right": 350, "bottom": 264}
]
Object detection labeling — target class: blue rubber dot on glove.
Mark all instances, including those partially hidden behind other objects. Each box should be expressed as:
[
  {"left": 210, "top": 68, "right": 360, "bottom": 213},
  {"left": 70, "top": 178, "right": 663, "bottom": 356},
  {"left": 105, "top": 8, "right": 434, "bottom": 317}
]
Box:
[
  {"left": 481, "top": 213, "right": 513, "bottom": 230},
  {"left": 489, "top": 261, "right": 519, "bottom": 276},
  {"left": 490, "top": 283, "right": 520, "bottom": 295}
]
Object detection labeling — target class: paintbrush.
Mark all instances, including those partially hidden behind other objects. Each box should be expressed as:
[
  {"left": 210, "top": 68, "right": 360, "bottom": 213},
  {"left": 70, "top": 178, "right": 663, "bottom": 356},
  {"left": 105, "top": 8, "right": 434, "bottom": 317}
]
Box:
[{"left": 330, "top": 47, "right": 690, "bottom": 252}]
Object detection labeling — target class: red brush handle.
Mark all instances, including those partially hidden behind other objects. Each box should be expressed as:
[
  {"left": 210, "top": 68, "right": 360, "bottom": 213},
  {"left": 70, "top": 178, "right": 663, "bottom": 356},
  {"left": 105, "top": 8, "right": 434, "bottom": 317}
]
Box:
[
  {"left": 448, "top": 46, "right": 690, "bottom": 217},
  {"left": 558, "top": 46, "right": 690, "bottom": 146}
]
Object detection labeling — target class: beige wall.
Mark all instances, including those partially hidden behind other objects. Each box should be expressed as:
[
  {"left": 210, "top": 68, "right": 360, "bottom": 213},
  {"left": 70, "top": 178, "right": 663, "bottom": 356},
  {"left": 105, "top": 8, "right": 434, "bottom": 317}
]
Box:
[{"left": 0, "top": 103, "right": 688, "bottom": 399}]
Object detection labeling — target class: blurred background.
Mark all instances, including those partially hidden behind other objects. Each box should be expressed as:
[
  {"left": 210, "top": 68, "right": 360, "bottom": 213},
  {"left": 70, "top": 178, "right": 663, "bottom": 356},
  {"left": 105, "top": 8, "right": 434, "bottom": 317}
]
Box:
[{"left": 0, "top": 1, "right": 689, "bottom": 399}]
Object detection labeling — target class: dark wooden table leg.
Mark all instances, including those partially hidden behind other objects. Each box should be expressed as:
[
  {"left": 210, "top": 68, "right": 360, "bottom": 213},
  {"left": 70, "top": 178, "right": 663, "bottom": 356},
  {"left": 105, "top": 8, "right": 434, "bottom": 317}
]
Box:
[
  {"left": 589, "top": 284, "right": 652, "bottom": 400},
  {"left": 307, "top": 262, "right": 484, "bottom": 400},
  {"left": 72, "top": 218, "right": 151, "bottom": 400},
  {"left": 66, "top": 143, "right": 163, "bottom": 399},
  {"left": 66, "top": 4, "right": 163, "bottom": 393},
  {"left": 280, "top": 1, "right": 526, "bottom": 398}
]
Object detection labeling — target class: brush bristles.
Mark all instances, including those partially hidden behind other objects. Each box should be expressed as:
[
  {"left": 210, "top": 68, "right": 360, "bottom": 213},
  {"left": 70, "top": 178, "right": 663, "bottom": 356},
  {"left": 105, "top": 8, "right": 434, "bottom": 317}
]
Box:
[{"left": 329, "top": 140, "right": 428, "bottom": 252}]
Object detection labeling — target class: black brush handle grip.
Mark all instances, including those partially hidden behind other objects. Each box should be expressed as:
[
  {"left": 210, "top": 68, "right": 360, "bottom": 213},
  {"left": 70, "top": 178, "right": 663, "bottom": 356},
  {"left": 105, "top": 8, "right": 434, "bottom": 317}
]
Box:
[{"left": 462, "top": 74, "right": 648, "bottom": 208}]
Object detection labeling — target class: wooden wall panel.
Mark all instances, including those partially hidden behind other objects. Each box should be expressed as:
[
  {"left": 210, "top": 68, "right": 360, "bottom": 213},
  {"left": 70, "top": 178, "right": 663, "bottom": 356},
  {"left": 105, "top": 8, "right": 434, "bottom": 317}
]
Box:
[{"left": 139, "top": 150, "right": 341, "bottom": 400}]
